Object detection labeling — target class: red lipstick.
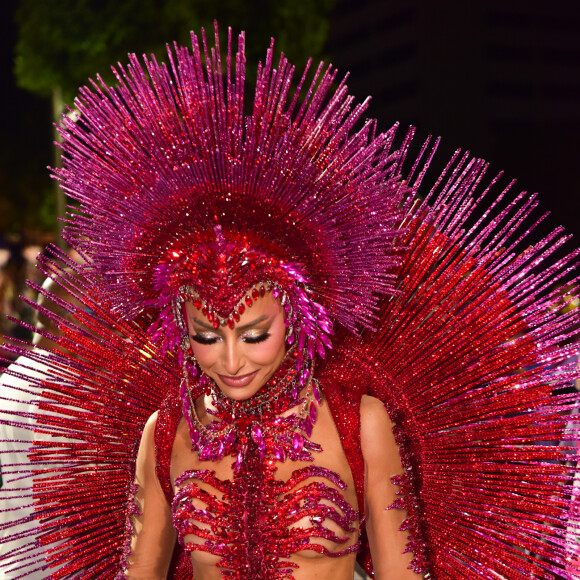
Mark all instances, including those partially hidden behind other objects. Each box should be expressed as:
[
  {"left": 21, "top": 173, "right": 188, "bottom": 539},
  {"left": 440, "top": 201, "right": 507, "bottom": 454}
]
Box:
[{"left": 218, "top": 371, "right": 258, "bottom": 388}]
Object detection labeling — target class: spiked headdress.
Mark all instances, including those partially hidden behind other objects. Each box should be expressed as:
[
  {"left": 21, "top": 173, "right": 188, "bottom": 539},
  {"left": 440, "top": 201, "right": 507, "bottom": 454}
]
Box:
[{"left": 55, "top": 25, "right": 405, "bottom": 365}]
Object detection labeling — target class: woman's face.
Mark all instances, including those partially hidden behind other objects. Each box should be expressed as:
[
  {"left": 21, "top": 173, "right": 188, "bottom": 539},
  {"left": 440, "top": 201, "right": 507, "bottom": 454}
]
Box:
[{"left": 184, "top": 290, "right": 287, "bottom": 401}]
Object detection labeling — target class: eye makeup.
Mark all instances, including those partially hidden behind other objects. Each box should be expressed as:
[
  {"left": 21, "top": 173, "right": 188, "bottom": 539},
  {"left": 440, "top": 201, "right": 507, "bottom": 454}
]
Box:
[
  {"left": 190, "top": 330, "right": 272, "bottom": 345},
  {"left": 190, "top": 334, "right": 220, "bottom": 345},
  {"left": 242, "top": 332, "right": 271, "bottom": 344}
]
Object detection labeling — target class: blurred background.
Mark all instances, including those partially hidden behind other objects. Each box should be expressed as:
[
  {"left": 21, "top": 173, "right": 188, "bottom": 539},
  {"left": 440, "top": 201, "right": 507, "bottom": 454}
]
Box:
[{"left": 1, "top": 0, "right": 579, "bottom": 351}]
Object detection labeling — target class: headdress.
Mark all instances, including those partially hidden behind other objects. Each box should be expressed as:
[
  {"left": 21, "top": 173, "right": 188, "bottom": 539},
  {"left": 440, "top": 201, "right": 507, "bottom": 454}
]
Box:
[{"left": 56, "top": 24, "right": 405, "bottom": 374}]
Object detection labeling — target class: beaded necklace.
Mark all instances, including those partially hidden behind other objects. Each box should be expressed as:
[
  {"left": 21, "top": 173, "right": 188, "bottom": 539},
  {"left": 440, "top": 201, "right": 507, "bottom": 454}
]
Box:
[{"left": 183, "top": 348, "right": 322, "bottom": 471}]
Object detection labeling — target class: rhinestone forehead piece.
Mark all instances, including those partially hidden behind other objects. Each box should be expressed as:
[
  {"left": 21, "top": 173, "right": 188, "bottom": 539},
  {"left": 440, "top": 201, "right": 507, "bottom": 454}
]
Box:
[
  {"left": 178, "top": 282, "right": 286, "bottom": 329},
  {"left": 158, "top": 225, "right": 329, "bottom": 358}
]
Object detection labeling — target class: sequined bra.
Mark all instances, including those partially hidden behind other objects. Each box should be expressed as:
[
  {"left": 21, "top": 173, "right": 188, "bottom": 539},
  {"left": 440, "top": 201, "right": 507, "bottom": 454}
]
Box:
[{"left": 171, "top": 353, "right": 361, "bottom": 578}]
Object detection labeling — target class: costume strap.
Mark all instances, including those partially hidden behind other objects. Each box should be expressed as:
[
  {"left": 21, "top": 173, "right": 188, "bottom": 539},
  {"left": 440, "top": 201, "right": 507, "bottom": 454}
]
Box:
[
  {"left": 154, "top": 393, "right": 185, "bottom": 504},
  {"left": 320, "top": 353, "right": 369, "bottom": 571}
]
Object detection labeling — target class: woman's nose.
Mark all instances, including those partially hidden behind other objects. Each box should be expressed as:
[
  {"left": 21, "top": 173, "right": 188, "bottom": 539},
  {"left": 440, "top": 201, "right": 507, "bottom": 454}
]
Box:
[{"left": 222, "top": 339, "right": 244, "bottom": 375}]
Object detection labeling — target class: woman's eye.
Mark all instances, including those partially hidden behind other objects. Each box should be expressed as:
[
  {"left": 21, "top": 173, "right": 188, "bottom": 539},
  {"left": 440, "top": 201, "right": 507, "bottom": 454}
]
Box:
[
  {"left": 191, "top": 334, "right": 219, "bottom": 345},
  {"left": 243, "top": 333, "right": 270, "bottom": 344}
]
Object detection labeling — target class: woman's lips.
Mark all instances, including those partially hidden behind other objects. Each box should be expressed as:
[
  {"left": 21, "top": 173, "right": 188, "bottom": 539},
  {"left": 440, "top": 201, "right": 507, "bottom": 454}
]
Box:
[{"left": 218, "top": 371, "right": 258, "bottom": 388}]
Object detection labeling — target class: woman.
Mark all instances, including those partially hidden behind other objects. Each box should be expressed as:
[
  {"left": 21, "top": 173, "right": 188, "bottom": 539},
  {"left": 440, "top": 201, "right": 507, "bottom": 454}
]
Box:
[
  {"left": 0, "top": 24, "right": 578, "bottom": 579},
  {"left": 127, "top": 288, "right": 419, "bottom": 578}
]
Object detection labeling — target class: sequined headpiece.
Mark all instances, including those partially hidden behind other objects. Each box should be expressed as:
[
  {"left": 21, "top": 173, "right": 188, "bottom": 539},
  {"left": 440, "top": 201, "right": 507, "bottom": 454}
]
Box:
[{"left": 56, "top": 25, "right": 405, "bottom": 363}]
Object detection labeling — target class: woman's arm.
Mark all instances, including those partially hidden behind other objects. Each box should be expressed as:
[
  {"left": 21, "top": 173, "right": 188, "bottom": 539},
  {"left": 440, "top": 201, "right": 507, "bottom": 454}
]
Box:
[
  {"left": 360, "top": 395, "right": 423, "bottom": 579},
  {"left": 124, "top": 411, "right": 177, "bottom": 580}
]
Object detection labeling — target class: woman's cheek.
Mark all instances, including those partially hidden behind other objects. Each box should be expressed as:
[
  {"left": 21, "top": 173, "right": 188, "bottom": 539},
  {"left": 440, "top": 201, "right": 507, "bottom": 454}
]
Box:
[
  {"left": 253, "top": 332, "right": 286, "bottom": 366},
  {"left": 190, "top": 343, "right": 215, "bottom": 369}
]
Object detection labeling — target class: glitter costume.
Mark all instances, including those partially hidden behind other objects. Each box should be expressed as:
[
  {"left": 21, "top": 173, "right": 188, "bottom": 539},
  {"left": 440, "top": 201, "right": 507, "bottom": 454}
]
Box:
[
  {"left": 171, "top": 356, "right": 360, "bottom": 577},
  {"left": 0, "top": 24, "right": 579, "bottom": 579}
]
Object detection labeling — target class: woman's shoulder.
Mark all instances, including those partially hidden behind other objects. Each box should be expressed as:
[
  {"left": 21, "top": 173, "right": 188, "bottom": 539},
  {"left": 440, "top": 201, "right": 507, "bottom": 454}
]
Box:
[
  {"left": 359, "top": 394, "right": 398, "bottom": 461},
  {"left": 145, "top": 409, "right": 160, "bottom": 429},
  {"left": 360, "top": 394, "right": 392, "bottom": 425},
  {"left": 136, "top": 411, "right": 161, "bottom": 458}
]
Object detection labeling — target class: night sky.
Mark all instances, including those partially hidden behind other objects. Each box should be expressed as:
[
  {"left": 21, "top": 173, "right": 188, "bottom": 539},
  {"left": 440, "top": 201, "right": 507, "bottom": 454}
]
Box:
[{"left": 327, "top": 1, "right": 580, "bottom": 244}]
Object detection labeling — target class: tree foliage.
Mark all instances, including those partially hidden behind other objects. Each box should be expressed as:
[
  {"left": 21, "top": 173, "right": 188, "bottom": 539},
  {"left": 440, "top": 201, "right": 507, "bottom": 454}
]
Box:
[
  {"left": 15, "top": 0, "right": 335, "bottom": 103},
  {"left": 10, "top": 0, "right": 335, "bottom": 241}
]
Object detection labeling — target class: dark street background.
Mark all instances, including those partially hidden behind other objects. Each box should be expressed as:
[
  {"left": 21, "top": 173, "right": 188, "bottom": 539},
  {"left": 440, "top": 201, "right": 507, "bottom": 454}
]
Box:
[{"left": 1, "top": 0, "right": 579, "bottom": 242}]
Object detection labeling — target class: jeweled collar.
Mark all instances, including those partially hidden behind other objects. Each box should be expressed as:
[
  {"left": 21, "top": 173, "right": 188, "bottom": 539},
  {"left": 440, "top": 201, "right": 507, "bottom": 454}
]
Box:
[{"left": 182, "top": 348, "right": 322, "bottom": 469}]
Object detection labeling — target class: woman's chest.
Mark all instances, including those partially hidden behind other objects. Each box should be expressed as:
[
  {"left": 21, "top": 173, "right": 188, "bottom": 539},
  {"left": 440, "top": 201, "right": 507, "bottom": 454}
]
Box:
[{"left": 169, "top": 400, "right": 360, "bottom": 577}]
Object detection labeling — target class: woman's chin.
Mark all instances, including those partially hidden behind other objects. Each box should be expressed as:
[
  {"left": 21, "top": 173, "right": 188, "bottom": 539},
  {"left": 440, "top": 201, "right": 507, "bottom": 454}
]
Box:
[{"left": 216, "top": 384, "right": 261, "bottom": 401}]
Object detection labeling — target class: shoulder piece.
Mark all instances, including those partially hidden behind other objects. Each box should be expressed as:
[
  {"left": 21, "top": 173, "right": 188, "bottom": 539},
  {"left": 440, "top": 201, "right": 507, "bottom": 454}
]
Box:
[
  {"left": 318, "top": 344, "right": 371, "bottom": 572},
  {"left": 154, "top": 393, "right": 184, "bottom": 504}
]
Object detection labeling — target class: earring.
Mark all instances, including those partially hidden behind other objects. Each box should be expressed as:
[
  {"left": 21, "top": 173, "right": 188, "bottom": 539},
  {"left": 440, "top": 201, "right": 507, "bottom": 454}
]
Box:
[
  {"left": 285, "top": 323, "right": 295, "bottom": 345},
  {"left": 181, "top": 336, "right": 212, "bottom": 396},
  {"left": 181, "top": 336, "right": 197, "bottom": 375}
]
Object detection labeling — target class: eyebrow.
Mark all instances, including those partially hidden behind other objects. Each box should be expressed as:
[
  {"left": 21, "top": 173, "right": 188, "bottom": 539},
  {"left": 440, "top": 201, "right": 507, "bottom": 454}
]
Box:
[{"left": 192, "top": 314, "right": 269, "bottom": 332}]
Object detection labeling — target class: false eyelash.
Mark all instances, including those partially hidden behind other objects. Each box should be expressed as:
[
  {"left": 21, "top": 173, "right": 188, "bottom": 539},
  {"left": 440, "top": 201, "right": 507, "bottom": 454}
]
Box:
[
  {"left": 190, "top": 332, "right": 271, "bottom": 345},
  {"left": 190, "top": 334, "right": 218, "bottom": 345},
  {"left": 243, "top": 333, "right": 270, "bottom": 344}
]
